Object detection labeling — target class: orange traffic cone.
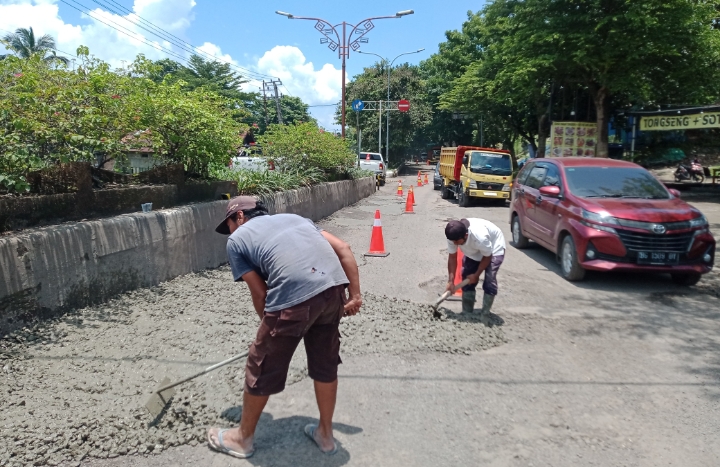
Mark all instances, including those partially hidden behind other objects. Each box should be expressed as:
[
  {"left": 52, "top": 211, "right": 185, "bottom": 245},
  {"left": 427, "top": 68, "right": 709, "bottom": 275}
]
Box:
[
  {"left": 397, "top": 180, "right": 404, "bottom": 197},
  {"left": 403, "top": 192, "right": 415, "bottom": 214},
  {"left": 365, "top": 210, "right": 390, "bottom": 257},
  {"left": 453, "top": 249, "right": 465, "bottom": 296},
  {"left": 424, "top": 173, "right": 429, "bottom": 185},
  {"left": 417, "top": 171, "right": 423, "bottom": 187},
  {"left": 408, "top": 185, "right": 416, "bottom": 206}
]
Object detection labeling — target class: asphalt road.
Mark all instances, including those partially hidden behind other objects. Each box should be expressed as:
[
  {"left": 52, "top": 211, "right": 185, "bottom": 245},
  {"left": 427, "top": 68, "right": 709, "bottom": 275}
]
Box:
[{"left": 21, "top": 165, "right": 720, "bottom": 467}]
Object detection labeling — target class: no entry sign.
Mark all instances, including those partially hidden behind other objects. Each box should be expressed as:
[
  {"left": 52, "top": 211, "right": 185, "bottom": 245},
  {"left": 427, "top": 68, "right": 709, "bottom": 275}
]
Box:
[{"left": 398, "top": 99, "right": 410, "bottom": 113}]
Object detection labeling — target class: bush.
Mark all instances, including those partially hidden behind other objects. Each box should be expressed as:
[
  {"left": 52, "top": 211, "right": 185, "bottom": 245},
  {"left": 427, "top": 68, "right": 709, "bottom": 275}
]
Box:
[
  {"left": 212, "top": 166, "right": 326, "bottom": 196},
  {"left": 257, "top": 122, "right": 356, "bottom": 173}
]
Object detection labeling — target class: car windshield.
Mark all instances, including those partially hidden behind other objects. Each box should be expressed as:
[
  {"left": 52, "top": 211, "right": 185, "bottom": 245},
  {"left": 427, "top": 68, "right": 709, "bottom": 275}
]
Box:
[
  {"left": 564, "top": 167, "right": 670, "bottom": 199},
  {"left": 469, "top": 152, "right": 512, "bottom": 176},
  {"left": 359, "top": 153, "right": 382, "bottom": 161}
]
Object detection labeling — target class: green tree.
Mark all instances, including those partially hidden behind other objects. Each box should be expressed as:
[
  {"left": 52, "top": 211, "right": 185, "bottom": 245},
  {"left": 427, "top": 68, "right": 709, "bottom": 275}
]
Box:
[
  {"left": 246, "top": 94, "right": 315, "bottom": 131},
  {"left": 0, "top": 27, "right": 69, "bottom": 65},
  {"left": 344, "top": 63, "right": 433, "bottom": 165},
  {"left": 437, "top": 3, "right": 553, "bottom": 159},
  {"left": 501, "top": 0, "right": 720, "bottom": 157},
  {"left": 129, "top": 57, "right": 243, "bottom": 177}
]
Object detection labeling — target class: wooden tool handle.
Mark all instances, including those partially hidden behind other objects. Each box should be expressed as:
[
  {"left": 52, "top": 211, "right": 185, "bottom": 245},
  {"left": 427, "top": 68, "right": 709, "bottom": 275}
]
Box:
[
  {"left": 154, "top": 350, "right": 249, "bottom": 394},
  {"left": 433, "top": 278, "right": 471, "bottom": 307}
]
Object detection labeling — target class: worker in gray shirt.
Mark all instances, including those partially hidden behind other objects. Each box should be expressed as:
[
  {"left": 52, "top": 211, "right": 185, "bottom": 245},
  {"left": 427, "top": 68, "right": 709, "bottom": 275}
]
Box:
[{"left": 207, "top": 196, "right": 362, "bottom": 459}]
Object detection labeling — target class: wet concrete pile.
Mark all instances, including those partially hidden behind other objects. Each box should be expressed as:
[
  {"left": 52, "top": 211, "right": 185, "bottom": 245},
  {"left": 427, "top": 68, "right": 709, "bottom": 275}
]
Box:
[{"left": 0, "top": 266, "right": 504, "bottom": 466}]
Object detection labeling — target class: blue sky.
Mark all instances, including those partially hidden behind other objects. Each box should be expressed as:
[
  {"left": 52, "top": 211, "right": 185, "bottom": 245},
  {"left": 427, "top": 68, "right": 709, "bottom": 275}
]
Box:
[{"left": 0, "top": 0, "right": 486, "bottom": 127}]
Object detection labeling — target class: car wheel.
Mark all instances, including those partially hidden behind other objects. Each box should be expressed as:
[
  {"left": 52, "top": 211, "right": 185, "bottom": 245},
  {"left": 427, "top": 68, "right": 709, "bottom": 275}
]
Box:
[
  {"left": 458, "top": 189, "right": 470, "bottom": 207},
  {"left": 511, "top": 215, "right": 529, "bottom": 249},
  {"left": 441, "top": 184, "right": 452, "bottom": 199},
  {"left": 560, "top": 235, "right": 585, "bottom": 281},
  {"left": 670, "top": 273, "right": 701, "bottom": 286}
]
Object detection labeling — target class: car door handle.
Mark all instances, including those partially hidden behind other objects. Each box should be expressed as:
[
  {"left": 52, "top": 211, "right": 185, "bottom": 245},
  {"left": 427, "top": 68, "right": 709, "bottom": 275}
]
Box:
[{"left": 536, "top": 195, "right": 542, "bottom": 204}]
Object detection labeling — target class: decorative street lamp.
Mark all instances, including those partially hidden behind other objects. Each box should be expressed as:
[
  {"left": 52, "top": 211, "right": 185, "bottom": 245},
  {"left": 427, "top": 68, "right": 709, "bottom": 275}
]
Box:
[
  {"left": 357, "top": 49, "right": 424, "bottom": 161},
  {"left": 275, "top": 9, "right": 415, "bottom": 138}
]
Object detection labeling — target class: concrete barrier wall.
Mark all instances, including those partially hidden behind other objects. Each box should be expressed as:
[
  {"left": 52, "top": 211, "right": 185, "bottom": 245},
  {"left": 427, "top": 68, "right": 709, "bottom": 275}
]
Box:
[{"left": 0, "top": 178, "right": 375, "bottom": 330}]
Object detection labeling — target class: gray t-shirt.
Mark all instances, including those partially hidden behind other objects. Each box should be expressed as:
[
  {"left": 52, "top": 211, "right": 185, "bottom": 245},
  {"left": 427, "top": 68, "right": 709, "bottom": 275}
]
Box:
[{"left": 226, "top": 213, "right": 349, "bottom": 312}]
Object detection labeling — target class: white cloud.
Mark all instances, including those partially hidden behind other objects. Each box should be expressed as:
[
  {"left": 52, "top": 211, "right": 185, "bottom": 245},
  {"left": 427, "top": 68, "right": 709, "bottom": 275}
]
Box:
[
  {"left": 0, "top": 1, "right": 342, "bottom": 128},
  {"left": 253, "top": 46, "right": 342, "bottom": 129},
  {"left": 197, "top": 41, "right": 236, "bottom": 65},
  {"left": 0, "top": 0, "right": 195, "bottom": 67}
]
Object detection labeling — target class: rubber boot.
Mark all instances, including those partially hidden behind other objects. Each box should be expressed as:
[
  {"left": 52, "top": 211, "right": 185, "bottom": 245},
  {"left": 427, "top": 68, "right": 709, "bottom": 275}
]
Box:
[
  {"left": 479, "top": 294, "right": 495, "bottom": 315},
  {"left": 461, "top": 290, "right": 476, "bottom": 314}
]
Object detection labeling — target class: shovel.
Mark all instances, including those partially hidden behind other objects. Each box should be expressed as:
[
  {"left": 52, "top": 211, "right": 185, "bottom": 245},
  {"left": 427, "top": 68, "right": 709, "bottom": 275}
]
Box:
[
  {"left": 144, "top": 350, "right": 249, "bottom": 418},
  {"left": 431, "top": 278, "right": 470, "bottom": 318}
]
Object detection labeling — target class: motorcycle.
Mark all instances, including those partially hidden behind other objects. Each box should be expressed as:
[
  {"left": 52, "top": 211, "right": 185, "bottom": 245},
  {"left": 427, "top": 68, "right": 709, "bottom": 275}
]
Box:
[{"left": 674, "top": 159, "right": 705, "bottom": 183}]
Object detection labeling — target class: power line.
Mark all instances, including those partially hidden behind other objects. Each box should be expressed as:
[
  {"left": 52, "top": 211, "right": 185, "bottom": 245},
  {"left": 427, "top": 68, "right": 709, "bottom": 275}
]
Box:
[
  {"left": 56, "top": 0, "right": 268, "bottom": 86},
  {"left": 59, "top": 0, "right": 193, "bottom": 66},
  {"left": 86, "top": 0, "right": 277, "bottom": 83}
]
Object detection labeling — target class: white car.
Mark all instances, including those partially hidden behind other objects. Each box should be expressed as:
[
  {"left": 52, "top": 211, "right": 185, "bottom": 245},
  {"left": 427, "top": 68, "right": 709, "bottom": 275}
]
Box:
[{"left": 359, "top": 152, "right": 386, "bottom": 186}]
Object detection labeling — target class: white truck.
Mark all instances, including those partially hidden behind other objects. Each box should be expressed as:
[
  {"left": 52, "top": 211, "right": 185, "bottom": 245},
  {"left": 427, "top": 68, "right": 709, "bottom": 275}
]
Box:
[
  {"left": 358, "top": 152, "right": 386, "bottom": 186},
  {"left": 230, "top": 146, "right": 272, "bottom": 172}
]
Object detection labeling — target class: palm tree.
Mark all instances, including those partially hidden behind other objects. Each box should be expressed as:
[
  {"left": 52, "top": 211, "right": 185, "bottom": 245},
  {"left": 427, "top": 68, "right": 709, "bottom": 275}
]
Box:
[{"left": 0, "top": 27, "right": 69, "bottom": 65}]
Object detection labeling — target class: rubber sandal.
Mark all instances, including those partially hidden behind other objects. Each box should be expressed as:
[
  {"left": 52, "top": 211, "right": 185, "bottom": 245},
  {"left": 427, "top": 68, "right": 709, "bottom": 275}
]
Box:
[
  {"left": 207, "top": 428, "right": 255, "bottom": 459},
  {"left": 304, "top": 424, "right": 338, "bottom": 455}
]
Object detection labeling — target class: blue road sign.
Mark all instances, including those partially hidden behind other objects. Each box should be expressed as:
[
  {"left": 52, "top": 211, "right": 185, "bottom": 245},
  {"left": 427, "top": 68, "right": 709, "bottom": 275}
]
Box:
[{"left": 351, "top": 99, "right": 365, "bottom": 112}]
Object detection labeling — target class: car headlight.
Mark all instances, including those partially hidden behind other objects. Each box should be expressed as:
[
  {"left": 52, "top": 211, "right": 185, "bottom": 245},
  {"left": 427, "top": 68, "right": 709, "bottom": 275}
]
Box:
[
  {"left": 581, "top": 209, "right": 618, "bottom": 234},
  {"left": 502, "top": 184, "right": 511, "bottom": 192},
  {"left": 689, "top": 215, "right": 708, "bottom": 229},
  {"left": 467, "top": 180, "right": 477, "bottom": 189}
]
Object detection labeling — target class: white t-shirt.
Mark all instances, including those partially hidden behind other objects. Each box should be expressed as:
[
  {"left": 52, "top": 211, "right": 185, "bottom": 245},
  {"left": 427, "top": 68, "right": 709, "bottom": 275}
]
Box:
[{"left": 447, "top": 218, "right": 506, "bottom": 260}]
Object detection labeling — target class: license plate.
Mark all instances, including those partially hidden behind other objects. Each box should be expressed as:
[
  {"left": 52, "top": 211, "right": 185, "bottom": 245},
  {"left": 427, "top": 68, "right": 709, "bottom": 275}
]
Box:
[
  {"left": 483, "top": 191, "right": 498, "bottom": 196},
  {"left": 637, "top": 251, "right": 679, "bottom": 265}
]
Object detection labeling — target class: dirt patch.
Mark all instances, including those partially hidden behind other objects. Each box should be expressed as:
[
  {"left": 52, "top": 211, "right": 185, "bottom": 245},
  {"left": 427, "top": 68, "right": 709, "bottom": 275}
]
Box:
[{"left": 0, "top": 266, "right": 504, "bottom": 466}]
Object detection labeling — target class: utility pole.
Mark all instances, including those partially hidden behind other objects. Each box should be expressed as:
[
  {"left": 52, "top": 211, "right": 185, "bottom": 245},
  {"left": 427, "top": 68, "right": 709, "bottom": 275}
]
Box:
[
  {"left": 263, "top": 79, "right": 284, "bottom": 125},
  {"left": 261, "top": 81, "right": 269, "bottom": 129},
  {"left": 378, "top": 100, "right": 382, "bottom": 154},
  {"left": 272, "top": 80, "right": 284, "bottom": 124}
]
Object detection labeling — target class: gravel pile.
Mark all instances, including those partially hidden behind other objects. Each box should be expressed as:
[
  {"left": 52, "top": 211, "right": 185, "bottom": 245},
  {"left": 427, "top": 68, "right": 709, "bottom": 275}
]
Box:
[{"left": 0, "top": 266, "right": 504, "bottom": 466}]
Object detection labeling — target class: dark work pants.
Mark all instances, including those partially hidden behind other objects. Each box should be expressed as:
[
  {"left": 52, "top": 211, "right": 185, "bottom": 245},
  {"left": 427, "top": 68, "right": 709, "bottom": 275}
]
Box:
[{"left": 462, "top": 254, "right": 505, "bottom": 295}]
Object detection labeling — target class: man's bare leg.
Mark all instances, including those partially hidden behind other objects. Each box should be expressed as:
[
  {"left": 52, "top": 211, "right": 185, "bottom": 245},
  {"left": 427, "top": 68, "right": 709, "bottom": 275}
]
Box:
[
  {"left": 208, "top": 391, "right": 269, "bottom": 454},
  {"left": 312, "top": 379, "right": 338, "bottom": 451}
]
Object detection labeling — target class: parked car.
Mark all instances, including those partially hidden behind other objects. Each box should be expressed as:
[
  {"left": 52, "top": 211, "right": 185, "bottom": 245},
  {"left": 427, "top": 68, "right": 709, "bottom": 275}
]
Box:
[
  {"left": 359, "top": 152, "right": 386, "bottom": 186},
  {"left": 509, "top": 158, "right": 715, "bottom": 284},
  {"left": 433, "top": 161, "right": 442, "bottom": 190}
]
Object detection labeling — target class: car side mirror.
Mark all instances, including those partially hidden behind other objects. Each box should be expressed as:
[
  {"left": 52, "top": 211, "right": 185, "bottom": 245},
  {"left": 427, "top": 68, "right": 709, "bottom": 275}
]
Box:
[
  {"left": 668, "top": 188, "right": 681, "bottom": 199},
  {"left": 462, "top": 156, "right": 468, "bottom": 166},
  {"left": 539, "top": 185, "right": 561, "bottom": 198}
]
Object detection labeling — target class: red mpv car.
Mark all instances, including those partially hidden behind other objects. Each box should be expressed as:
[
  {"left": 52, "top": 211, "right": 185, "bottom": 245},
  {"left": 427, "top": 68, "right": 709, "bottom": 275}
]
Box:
[{"left": 509, "top": 158, "right": 715, "bottom": 285}]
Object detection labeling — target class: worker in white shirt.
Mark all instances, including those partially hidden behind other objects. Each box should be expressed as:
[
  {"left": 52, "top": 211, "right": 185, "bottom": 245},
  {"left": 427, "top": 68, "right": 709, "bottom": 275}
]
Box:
[{"left": 445, "top": 218, "right": 506, "bottom": 316}]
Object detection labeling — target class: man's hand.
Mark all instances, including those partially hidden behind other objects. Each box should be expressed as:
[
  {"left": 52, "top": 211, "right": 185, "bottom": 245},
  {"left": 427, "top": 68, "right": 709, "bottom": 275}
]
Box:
[
  {"left": 344, "top": 293, "right": 362, "bottom": 316},
  {"left": 445, "top": 280, "right": 455, "bottom": 293}
]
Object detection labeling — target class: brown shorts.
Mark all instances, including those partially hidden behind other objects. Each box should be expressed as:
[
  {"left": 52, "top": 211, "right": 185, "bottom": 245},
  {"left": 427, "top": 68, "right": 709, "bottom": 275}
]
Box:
[{"left": 244, "top": 285, "right": 346, "bottom": 396}]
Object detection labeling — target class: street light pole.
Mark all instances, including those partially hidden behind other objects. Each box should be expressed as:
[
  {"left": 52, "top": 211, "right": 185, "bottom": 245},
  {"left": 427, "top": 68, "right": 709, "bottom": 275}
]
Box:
[
  {"left": 358, "top": 49, "right": 424, "bottom": 162},
  {"left": 276, "top": 10, "right": 415, "bottom": 138}
]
